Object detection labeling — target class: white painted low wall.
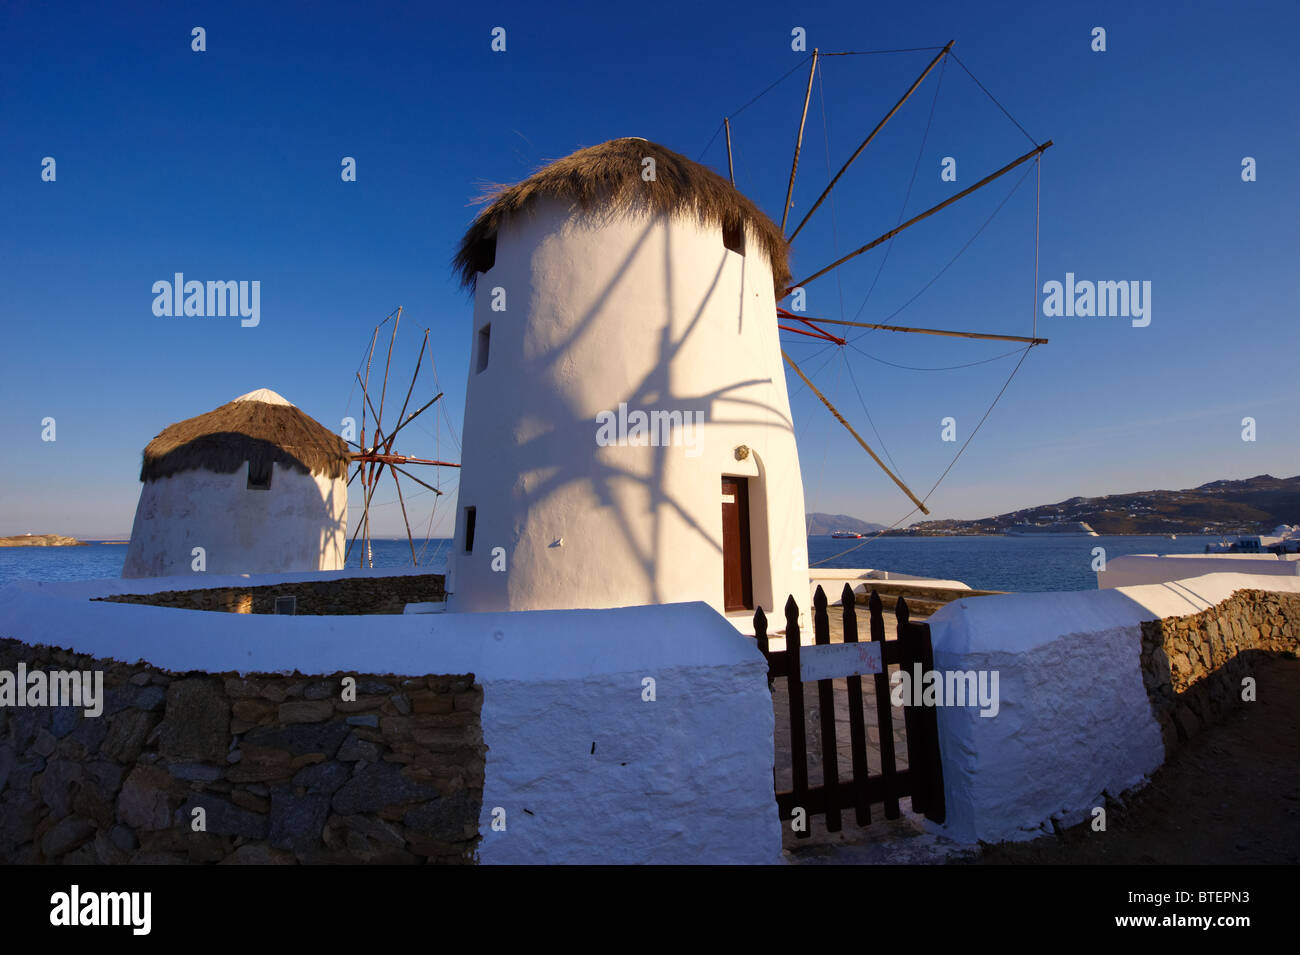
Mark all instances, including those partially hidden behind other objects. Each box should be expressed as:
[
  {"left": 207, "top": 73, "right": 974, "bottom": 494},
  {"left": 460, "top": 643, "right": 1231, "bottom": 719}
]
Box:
[
  {"left": 927, "top": 573, "right": 1300, "bottom": 844},
  {"left": 0, "top": 576, "right": 780, "bottom": 864},
  {"left": 808, "top": 569, "right": 971, "bottom": 605},
  {"left": 1097, "top": 553, "right": 1300, "bottom": 589}
]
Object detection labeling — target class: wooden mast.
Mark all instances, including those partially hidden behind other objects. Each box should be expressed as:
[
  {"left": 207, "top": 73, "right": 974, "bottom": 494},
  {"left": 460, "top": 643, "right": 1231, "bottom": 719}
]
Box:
[
  {"left": 723, "top": 117, "right": 735, "bottom": 186},
  {"left": 777, "top": 310, "right": 1048, "bottom": 345},
  {"left": 786, "top": 141, "right": 1053, "bottom": 294},
  {"left": 788, "top": 41, "right": 953, "bottom": 243},
  {"left": 781, "top": 49, "right": 819, "bottom": 235}
]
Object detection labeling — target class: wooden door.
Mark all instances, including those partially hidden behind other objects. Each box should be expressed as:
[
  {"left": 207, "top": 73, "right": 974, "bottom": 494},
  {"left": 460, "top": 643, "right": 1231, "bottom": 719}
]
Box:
[{"left": 721, "top": 476, "right": 754, "bottom": 612}]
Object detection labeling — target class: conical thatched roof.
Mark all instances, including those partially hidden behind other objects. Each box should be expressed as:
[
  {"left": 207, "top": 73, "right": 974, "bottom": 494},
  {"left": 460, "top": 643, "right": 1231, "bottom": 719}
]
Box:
[
  {"left": 139, "top": 389, "right": 351, "bottom": 483},
  {"left": 454, "top": 137, "right": 791, "bottom": 293}
]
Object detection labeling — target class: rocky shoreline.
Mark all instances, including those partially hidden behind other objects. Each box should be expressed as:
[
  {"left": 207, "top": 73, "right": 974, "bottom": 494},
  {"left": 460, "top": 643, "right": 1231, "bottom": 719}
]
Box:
[{"left": 0, "top": 535, "right": 88, "bottom": 548}]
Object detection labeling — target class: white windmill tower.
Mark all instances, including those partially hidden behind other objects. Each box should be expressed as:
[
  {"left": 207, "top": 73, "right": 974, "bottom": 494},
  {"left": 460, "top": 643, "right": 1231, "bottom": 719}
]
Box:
[
  {"left": 446, "top": 138, "right": 811, "bottom": 628},
  {"left": 122, "top": 388, "right": 350, "bottom": 578}
]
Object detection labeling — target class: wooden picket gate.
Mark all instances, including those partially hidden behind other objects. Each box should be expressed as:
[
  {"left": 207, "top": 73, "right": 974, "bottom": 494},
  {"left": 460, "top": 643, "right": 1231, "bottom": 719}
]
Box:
[{"left": 754, "top": 584, "right": 945, "bottom": 835}]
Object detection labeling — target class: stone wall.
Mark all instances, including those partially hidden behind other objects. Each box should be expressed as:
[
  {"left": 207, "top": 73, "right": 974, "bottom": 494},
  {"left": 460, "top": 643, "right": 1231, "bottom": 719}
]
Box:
[
  {"left": 0, "top": 638, "right": 484, "bottom": 864},
  {"left": 95, "top": 574, "right": 445, "bottom": 615},
  {"left": 1139, "top": 589, "right": 1300, "bottom": 752}
]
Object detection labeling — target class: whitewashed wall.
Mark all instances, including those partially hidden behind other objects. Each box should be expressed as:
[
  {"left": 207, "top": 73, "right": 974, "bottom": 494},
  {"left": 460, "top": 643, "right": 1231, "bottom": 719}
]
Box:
[
  {"left": 0, "top": 577, "right": 781, "bottom": 864},
  {"left": 122, "top": 464, "right": 346, "bottom": 578},
  {"left": 1098, "top": 553, "right": 1300, "bottom": 589},
  {"left": 927, "top": 573, "right": 1300, "bottom": 844}
]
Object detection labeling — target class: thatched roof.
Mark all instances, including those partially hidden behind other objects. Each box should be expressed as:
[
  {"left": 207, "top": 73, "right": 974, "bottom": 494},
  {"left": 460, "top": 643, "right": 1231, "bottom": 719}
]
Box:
[
  {"left": 139, "top": 389, "right": 351, "bottom": 483},
  {"left": 453, "top": 138, "right": 791, "bottom": 293}
]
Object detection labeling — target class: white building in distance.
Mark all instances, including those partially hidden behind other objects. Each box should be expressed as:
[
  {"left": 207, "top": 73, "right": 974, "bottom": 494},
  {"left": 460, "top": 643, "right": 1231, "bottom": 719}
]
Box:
[
  {"left": 122, "top": 388, "right": 350, "bottom": 578},
  {"left": 446, "top": 137, "right": 809, "bottom": 628}
]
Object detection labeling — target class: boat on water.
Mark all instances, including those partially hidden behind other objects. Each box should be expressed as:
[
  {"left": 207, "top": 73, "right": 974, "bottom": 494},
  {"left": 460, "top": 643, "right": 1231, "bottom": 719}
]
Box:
[
  {"left": 1003, "top": 521, "right": 1099, "bottom": 537},
  {"left": 1205, "top": 524, "right": 1300, "bottom": 554},
  {"left": 830, "top": 530, "right": 865, "bottom": 539}
]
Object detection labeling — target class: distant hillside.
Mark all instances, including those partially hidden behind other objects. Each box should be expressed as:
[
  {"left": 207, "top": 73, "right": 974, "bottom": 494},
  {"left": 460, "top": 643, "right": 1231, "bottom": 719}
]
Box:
[
  {"left": 894, "top": 474, "right": 1300, "bottom": 536},
  {"left": 806, "top": 513, "right": 887, "bottom": 536}
]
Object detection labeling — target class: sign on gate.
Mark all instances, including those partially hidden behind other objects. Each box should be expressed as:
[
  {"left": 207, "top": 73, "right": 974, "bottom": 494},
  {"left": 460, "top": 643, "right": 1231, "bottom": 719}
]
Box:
[{"left": 798, "top": 640, "right": 883, "bottom": 682}]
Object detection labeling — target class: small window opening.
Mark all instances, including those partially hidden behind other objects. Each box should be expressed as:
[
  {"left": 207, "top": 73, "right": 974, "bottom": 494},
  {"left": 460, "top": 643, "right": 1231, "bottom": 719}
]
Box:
[
  {"left": 477, "top": 234, "right": 497, "bottom": 274},
  {"left": 274, "top": 596, "right": 296, "bottom": 615},
  {"left": 464, "top": 506, "right": 477, "bottom": 554},
  {"left": 248, "top": 460, "right": 272, "bottom": 490},
  {"left": 723, "top": 221, "right": 745, "bottom": 256},
  {"left": 477, "top": 324, "right": 491, "bottom": 373}
]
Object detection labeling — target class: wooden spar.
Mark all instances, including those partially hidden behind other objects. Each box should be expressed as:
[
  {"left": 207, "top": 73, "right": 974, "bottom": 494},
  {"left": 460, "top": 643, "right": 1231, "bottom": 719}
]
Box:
[
  {"left": 776, "top": 309, "right": 1048, "bottom": 345},
  {"left": 390, "top": 464, "right": 443, "bottom": 495},
  {"left": 781, "top": 349, "right": 930, "bottom": 515},
  {"left": 788, "top": 41, "right": 953, "bottom": 243},
  {"left": 347, "top": 464, "right": 388, "bottom": 565},
  {"left": 781, "top": 48, "right": 819, "bottom": 235},
  {"left": 723, "top": 117, "right": 735, "bottom": 187},
  {"left": 391, "top": 328, "right": 429, "bottom": 443},
  {"left": 384, "top": 393, "right": 442, "bottom": 445},
  {"left": 356, "top": 373, "right": 389, "bottom": 445},
  {"left": 786, "top": 140, "right": 1053, "bottom": 293},
  {"left": 375, "top": 305, "right": 403, "bottom": 440},
  {"left": 351, "top": 452, "right": 460, "bottom": 468},
  {"left": 388, "top": 467, "right": 418, "bottom": 565}
]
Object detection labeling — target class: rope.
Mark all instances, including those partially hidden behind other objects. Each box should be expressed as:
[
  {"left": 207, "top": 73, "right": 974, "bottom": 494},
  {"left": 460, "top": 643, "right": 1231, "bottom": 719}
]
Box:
[
  {"left": 819, "top": 47, "right": 948, "bottom": 56},
  {"left": 809, "top": 343, "right": 1033, "bottom": 566},
  {"left": 848, "top": 340, "right": 1031, "bottom": 372},
  {"left": 842, "top": 348, "right": 904, "bottom": 478},
  {"left": 852, "top": 57, "right": 946, "bottom": 328},
  {"left": 847, "top": 159, "right": 1035, "bottom": 345},
  {"left": 1032, "top": 157, "right": 1041, "bottom": 338},
  {"left": 949, "top": 52, "right": 1038, "bottom": 147},
  {"left": 698, "top": 54, "right": 816, "bottom": 161},
  {"left": 816, "top": 60, "right": 847, "bottom": 324}
]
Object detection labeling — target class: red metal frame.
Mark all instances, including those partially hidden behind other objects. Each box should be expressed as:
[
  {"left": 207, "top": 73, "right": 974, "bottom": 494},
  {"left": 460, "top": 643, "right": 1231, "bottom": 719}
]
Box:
[{"left": 776, "top": 307, "right": 847, "bottom": 346}]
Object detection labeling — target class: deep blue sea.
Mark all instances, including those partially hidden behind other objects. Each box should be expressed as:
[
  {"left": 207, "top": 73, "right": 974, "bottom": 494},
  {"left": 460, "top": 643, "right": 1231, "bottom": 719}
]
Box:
[{"left": 0, "top": 535, "right": 1221, "bottom": 593}]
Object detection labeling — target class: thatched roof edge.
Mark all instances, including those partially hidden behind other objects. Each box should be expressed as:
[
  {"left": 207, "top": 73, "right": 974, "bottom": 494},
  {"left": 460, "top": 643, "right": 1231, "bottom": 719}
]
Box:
[
  {"left": 453, "top": 138, "right": 791, "bottom": 294},
  {"left": 140, "top": 398, "right": 351, "bottom": 483}
]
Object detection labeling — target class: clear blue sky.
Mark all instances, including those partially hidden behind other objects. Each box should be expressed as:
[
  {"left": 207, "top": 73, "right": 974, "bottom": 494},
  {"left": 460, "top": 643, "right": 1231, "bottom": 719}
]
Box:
[{"left": 2, "top": 0, "right": 1297, "bottom": 539}]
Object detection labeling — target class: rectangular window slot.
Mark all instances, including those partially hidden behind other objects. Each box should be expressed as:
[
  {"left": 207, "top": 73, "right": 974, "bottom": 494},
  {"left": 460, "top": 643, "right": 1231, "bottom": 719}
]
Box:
[
  {"left": 477, "top": 324, "right": 491, "bottom": 373},
  {"left": 274, "top": 595, "right": 296, "bottom": 615},
  {"left": 247, "top": 460, "right": 272, "bottom": 490},
  {"left": 723, "top": 221, "right": 745, "bottom": 256},
  {"left": 464, "top": 506, "right": 477, "bottom": 553},
  {"left": 477, "top": 234, "right": 497, "bottom": 274}
]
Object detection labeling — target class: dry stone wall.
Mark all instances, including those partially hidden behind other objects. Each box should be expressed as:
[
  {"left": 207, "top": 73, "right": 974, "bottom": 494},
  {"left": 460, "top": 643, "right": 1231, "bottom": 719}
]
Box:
[
  {"left": 96, "top": 573, "right": 444, "bottom": 615},
  {"left": 0, "top": 638, "right": 484, "bottom": 864},
  {"left": 1139, "top": 589, "right": 1300, "bottom": 752}
]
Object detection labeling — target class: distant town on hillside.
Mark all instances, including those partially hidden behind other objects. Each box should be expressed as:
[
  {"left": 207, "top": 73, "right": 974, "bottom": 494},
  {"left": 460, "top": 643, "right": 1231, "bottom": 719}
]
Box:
[{"left": 809, "top": 474, "right": 1300, "bottom": 536}]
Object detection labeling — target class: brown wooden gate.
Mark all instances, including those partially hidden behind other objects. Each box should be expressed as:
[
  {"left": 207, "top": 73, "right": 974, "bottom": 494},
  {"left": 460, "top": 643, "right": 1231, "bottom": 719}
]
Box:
[{"left": 754, "top": 583, "right": 945, "bottom": 835}]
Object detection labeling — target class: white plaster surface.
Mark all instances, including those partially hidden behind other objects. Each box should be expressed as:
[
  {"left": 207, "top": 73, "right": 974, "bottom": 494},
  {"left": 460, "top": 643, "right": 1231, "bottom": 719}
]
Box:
[
  {"left": 1098, "top": 553, "right": 1300, "bottom": 589},
  {"left": 926, "top": 573, "right": 1300, "bottom": 844},
  {"left": 448, "top": 197, "right": 809, "bottom": 630},
  {"left": 809, "top": 569, "right": 972, "bottom": 605},
  {"left": 122, "top": 463, "right": 347, "bottom": 578},
  {"left": 0, "top": 581, "right": 781, "bottom": 864}
]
